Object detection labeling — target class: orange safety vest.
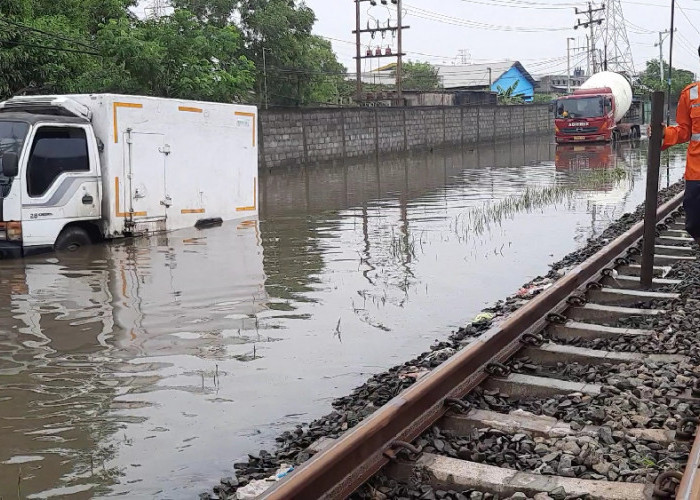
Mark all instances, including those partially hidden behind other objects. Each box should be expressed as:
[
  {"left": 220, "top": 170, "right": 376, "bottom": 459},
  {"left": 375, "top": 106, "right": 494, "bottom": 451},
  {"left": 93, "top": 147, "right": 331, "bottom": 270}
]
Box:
[{"left": 663, "top": 81, "right": 700, "bottom": 180}]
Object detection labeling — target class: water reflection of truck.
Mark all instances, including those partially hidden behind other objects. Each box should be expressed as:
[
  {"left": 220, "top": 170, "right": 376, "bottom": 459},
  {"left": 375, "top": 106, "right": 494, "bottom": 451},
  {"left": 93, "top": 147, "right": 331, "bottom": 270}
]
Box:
[
  {"left": 554, "top": 71, "right": 643, "bottom": 144},
  {"left": 0, "top": 95, "right": 258, "bottom": 259},
  {"left": 555, "top": 143, "right": 619, "bottom": 170}
]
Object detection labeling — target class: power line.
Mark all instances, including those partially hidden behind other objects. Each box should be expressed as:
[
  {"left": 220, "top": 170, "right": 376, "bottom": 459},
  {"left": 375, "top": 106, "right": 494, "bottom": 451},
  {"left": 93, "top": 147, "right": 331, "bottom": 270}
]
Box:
[
  {"left": 0, "top": 18, "right": 96, "bottom": 50},
  {"left": 0, "top": 40, "right": 101, "bottom": 56},
  {"left": 676, "top": 2, "right": 700, "bottom": 36},
  {"left": 403, "top": 4, "right": 570, "bottom": 32}
]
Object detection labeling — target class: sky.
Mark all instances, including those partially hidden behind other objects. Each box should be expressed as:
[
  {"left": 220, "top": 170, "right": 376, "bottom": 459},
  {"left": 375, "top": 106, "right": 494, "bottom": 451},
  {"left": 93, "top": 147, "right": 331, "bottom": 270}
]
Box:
[{"left": 304, "top": 0, "right": 700, "bottom": 78}]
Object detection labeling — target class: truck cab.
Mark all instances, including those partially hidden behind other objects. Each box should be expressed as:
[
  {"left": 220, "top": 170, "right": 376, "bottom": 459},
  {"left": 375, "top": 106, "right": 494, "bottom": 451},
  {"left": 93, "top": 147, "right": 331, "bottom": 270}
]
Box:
[
  {"left": 554, "top": 88, "right": 642, "bottom": 144},
  {"left": 555, "top": 88, "right": 615, "bottom": 143},
  {"left": 0, "top": 100, "right": 103, "bottom": 258}
]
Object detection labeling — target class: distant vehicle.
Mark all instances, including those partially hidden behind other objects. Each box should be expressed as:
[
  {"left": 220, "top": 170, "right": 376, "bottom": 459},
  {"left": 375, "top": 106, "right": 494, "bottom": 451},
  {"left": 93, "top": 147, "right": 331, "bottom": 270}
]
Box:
[
  {"left": 0, "top": 94, "right": 258, "bottom": 258},
  {"left": 554, "top": 71, "right": 643, "bottom": 144}
]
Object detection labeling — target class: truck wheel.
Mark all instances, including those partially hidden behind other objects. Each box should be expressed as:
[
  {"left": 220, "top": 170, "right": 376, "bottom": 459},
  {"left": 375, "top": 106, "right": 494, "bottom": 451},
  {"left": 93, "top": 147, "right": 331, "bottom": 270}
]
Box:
[{"left": 55, "top": 227, "right": 92, "bottom": 252}]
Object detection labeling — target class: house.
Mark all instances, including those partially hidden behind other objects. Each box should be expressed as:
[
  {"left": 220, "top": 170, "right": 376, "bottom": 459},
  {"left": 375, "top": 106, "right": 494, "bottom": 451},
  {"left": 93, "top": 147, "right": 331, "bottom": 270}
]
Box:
[
  {"left": 434, "top": 61, "right": 537, "bottom": 101},
  {"left": 536, "top": 69, "right": 589, "bottom": 94}
]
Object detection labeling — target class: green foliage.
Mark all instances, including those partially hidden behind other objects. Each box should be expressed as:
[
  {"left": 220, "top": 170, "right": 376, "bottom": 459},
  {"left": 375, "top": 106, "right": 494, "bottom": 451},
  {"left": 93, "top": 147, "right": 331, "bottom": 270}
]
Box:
[
  {"left": 238, "top": 0, "right": 346, "bottom": 106},
  {"left": 497, "top": 80, "right": 525, "bottom": 105},
  {"left": 637, "top": 59, "right": 695, "bottom": 102},
  {"left": 531, "top": 93, "right": 556, "bottom": 104},
  {"left": 398, "top": 61, "right": 440, "bottom": 91},
  {"left": 94, "top": 10, "right": 254, "bottom": 101},
  {"left": 0, "top": 0, "right": 347, "bottom": 106}
]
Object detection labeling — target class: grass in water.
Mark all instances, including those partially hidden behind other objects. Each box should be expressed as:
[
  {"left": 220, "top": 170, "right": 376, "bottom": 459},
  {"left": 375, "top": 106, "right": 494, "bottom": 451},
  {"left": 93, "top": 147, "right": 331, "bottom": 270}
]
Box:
[{"left": 455, "top": 166, "right": 629, "bottom": 238}]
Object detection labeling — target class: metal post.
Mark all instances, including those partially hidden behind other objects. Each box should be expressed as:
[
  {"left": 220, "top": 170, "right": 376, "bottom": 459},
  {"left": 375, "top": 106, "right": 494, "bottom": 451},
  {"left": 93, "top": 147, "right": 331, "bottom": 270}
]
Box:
[
  {"left": 640, "top": 91, "right": 665, "bottom": 289},
  {"left": 667, "top": 0, "right": 676, "bottom": 125},
  {"left": 262, "top": 47, "right": 269, "bottom": 110},
  {"left": 487, "top": 67, "right": 492, "bottom": 88},
  {"left": 355, "top": 0, "right": 362, "bottom": 102},
  {"left": 658, "top": 32, "right": 665, "bottom": 84},
  {"left": 567, "top": 37, "right": 573, "bottom": 94},
  {"left": 588, "top": 3, "right": 596, "bottom": 73},
  {"left": 396, "top": 0, "right": 403, "bottom": 103},
  {"left": 585, "top": 35, "right": 590, "bottom": 75}
]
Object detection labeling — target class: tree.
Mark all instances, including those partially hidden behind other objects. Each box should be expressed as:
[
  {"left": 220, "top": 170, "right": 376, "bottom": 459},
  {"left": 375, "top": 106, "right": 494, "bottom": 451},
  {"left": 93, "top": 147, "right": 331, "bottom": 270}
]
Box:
[
  {"left": 93, "top": 10, "right": 255, "bottom": 101},
  {"left": 237, "top": 0, "right": 346, "bottom": 106},
  {"left": 0, "top": 0, "right": 255, "bottom": 102},
  {"left": 397, "top": 61, "right": 439, "bottom": 91},
  {"left": 0, "top": 0, "right": 346, "bottom": 106},
  {"left": 637, "top": 59, "right": 695, "bottom": 102}
]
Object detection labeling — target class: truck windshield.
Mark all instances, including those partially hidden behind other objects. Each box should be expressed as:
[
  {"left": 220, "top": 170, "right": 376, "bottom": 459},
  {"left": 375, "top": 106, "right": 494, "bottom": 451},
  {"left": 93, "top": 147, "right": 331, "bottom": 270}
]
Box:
[
  {"left": 0, "top": 121, "right": 28, "bottom": 197},
  {"left": 556, "top": 97, "right": 604, "bottom": 119},
  {"left": 0, "top": 121, "right": 29, "bottom": 175}
]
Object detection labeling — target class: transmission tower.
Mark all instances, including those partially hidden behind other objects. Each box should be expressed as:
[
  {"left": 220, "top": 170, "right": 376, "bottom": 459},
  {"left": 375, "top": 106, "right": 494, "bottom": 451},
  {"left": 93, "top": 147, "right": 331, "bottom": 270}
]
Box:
[
  {"left": 595, "top": 0, "right": 635, "bottom": 76},
  {"left": 145, "top": 0, "right": 170, "bottom": 19}
]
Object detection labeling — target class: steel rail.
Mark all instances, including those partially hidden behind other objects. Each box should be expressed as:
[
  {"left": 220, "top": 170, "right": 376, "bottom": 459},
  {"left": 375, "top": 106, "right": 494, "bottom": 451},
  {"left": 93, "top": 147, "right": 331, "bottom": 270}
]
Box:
[{"left": 261, "top": 190, "right": 685, "bottom": 500}]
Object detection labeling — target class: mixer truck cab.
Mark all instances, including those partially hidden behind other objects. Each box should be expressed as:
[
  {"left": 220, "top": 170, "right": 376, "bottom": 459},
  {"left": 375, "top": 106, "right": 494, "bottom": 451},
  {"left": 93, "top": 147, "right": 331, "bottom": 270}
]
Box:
[
  {"left": 555, "top": 71, "right": 642, "bottom": 144},
  {"left": 0, "top": 94, "right": 258, "bottom": 259}
]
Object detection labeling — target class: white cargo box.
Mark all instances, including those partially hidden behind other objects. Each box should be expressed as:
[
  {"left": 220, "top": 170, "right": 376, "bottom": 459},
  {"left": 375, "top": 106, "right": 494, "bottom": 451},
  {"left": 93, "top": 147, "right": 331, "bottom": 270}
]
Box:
[{"left": 13, "top": 94, "right": 260, "bottom": 237}]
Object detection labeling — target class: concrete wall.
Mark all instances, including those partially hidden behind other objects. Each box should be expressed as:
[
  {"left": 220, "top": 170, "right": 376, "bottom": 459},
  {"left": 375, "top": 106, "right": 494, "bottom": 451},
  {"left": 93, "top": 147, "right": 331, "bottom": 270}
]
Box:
[{"left": 259, "top": 104, "right": 552, "bottom": 168}]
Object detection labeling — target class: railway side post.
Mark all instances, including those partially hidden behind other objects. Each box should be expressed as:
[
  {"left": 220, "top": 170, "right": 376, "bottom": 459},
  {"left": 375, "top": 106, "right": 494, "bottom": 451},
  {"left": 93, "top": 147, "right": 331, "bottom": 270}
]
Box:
[{"left": 641, "top": 91, "right": 665, "bottom": 288}]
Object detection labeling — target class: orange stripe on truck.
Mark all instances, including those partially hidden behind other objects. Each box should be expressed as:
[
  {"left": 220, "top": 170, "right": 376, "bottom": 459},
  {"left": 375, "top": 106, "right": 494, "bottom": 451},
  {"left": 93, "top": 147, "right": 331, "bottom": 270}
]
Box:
[
  {"left": 235, "top": 111, "right": 256, "bottom": 147},
  {"left": 114, "top": 177, "right": 147, "bottom": 217},
  {"left": 181, "top": 208, "right": 205, "bottom": 214},
  {"left": 113, "top": 102, "right": 143, "bottom": 143},
  {"left": 179, "top": 106, "right": 203, "bottom": 113},
  {"left": 236, "top": 177, "right": 257, "bottom": 212}
]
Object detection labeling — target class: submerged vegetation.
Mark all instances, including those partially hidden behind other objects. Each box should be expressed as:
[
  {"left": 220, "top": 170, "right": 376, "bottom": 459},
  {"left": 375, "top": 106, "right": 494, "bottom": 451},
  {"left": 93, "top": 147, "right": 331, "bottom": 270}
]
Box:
[{"left": 454, "top": 166, "right": 629, "bottom": 238}]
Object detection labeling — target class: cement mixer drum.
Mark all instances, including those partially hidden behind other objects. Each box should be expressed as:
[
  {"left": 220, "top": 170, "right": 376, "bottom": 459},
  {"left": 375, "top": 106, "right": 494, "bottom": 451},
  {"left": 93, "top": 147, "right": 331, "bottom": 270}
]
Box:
[{"left": 580, "top": 71, "right": 633, "bottom": 123}]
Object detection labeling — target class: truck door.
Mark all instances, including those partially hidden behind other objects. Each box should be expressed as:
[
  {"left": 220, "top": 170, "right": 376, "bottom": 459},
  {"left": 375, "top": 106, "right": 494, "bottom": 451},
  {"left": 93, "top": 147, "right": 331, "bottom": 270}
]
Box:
[
  {"left": 21, "top": 124, "right": 101, "bottom": 248},
  {"left": 124, "top": 132, "right": 167, "bottom": 220}
]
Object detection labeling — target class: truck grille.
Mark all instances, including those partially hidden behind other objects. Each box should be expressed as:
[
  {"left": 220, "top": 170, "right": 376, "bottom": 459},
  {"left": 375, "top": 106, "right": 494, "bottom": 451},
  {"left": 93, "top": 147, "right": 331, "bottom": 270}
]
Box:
[{"left": 561, "top": 127, "right": 598, "bottom": 134}]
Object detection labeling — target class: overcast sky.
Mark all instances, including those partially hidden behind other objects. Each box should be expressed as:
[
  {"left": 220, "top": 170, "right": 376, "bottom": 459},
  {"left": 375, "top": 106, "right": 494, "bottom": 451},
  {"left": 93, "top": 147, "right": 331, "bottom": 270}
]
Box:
[{"left": 304, "top": 0, "right": 700, "bottom": 77}]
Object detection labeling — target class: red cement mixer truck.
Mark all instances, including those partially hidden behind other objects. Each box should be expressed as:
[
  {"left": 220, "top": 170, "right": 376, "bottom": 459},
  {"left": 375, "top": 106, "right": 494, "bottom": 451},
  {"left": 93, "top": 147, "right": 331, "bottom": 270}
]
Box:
[{"left": 554, "top": 71, "right": 643, "bottom": 144}]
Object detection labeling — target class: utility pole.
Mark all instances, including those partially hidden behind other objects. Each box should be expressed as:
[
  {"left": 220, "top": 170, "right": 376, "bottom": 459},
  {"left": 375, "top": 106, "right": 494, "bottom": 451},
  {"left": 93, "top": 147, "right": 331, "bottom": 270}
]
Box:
[
  {"left": 262, "top": 47, "right": 269, "bottom": 110},
  {"left": 586, "top": 35, "right": 591, "bottom": 75},
  {"left": 574, "top": 2, "right": 605, "bottom": 74},
  {"left": 667, "top": 0, "right": 676, "bottom": 125},
  {"left": 655, "top": 30, "right": 673, "bottom": 84},
  {"left": 567, "top": 37, "right": 575, "bottom": 94},
  {"left": 353, "top": 0, "right": 410, "bottom": 105},
  {"left": 397, "top": 0, "right": 403, "bottom": 103},
  {"left": 355, "top": 0, "right": 362, "bottom": 102}
]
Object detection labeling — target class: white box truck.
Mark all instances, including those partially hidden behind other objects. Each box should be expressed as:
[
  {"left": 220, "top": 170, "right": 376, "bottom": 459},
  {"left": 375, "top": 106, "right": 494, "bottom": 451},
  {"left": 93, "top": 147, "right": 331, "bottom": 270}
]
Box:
[{"left": 0, "top": 94, "right": 258, "bottom": 258}]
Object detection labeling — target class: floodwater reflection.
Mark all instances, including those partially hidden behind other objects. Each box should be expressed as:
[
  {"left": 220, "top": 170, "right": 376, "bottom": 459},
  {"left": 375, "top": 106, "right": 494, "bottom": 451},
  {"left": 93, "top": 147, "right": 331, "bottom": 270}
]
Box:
[{"left": 0, "top": 136, "right": 687, "bottom": 498}]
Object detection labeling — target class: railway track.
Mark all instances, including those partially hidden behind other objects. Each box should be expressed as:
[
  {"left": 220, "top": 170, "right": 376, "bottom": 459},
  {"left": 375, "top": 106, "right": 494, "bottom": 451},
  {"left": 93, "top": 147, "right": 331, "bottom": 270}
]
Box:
[{"left": 254, "top": 188, "right": 700, "bottom": 500}]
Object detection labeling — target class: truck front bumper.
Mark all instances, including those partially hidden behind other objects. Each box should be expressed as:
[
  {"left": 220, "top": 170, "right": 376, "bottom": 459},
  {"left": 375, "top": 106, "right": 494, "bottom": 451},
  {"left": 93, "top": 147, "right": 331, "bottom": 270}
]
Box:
[{"left": 556, "top": 134, "right": 610, "bottom": 144}]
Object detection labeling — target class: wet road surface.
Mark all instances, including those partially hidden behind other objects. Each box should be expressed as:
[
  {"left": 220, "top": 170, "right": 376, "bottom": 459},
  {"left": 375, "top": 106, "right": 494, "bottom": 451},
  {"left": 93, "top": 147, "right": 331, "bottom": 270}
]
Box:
[{"left": 0, "top": 137, "right": 687, "bottom": 498}]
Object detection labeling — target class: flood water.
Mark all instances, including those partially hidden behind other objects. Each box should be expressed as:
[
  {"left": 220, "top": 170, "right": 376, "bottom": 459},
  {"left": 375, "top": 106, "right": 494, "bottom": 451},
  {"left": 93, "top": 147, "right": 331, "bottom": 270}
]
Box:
[{"left": 0, "top": 136, "right": 687, "bottom": 499}]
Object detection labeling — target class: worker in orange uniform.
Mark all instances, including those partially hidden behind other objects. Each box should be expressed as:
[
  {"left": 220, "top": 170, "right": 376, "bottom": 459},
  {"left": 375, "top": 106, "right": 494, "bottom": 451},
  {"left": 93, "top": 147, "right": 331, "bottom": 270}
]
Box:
[{"left": 658, "top": 51, "right": 700, "bottom": 244}]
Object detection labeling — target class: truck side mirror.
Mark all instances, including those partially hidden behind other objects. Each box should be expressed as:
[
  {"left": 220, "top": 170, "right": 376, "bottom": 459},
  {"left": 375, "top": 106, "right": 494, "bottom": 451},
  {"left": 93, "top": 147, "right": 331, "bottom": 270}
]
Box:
[{"left": 1, "top": 152, "right": 18, "bottom": 178}]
